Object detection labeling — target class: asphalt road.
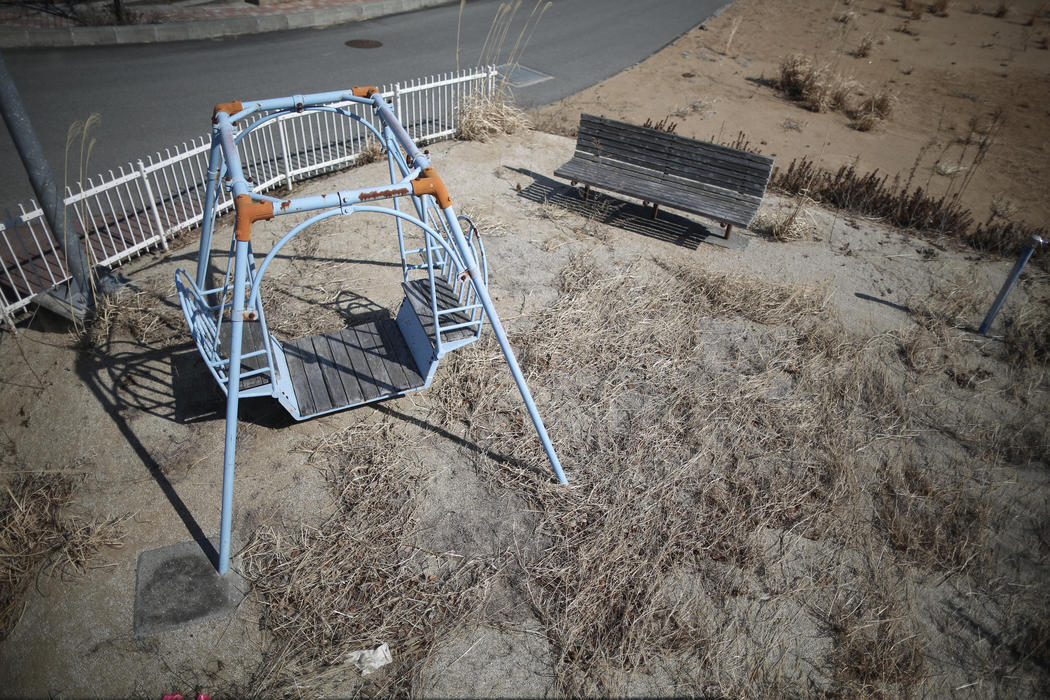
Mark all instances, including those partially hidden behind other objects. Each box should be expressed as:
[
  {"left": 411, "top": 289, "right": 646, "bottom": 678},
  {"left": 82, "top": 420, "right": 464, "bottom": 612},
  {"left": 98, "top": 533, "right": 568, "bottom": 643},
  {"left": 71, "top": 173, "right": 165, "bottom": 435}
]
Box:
[{"left": 0, "top": 0, "right": 728, "bottom": 214}]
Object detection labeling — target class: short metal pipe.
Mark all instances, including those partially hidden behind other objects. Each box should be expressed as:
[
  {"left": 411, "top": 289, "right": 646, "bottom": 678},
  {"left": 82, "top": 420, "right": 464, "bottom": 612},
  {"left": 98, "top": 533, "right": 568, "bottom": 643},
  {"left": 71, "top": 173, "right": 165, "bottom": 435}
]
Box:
[{"left": 979, "top": 235, "right": 1046, "bottom": 336}]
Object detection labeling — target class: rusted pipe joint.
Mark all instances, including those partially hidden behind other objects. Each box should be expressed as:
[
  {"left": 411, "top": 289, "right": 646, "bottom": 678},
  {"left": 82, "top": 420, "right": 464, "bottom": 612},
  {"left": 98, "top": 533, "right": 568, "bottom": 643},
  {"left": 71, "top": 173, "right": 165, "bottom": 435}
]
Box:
[
  {"left": 412, "top": 167, "right": 452, "bottom": 209},
  {"left": 212, "top": 100, "right": 243, "bottom": 123},
  {"left": 234, "top": 194, "right": 274, "bottom": 241},
  {"left": 352, "top": 86, "right": 380, "bottom": 99}
]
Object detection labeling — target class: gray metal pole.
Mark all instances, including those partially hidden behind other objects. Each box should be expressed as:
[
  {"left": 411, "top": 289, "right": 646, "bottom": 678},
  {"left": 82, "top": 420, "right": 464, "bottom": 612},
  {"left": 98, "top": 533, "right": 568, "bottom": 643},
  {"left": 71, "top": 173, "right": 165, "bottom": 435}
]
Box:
[
  {"left": 978, "top": 234, "right": 1046, "bottom": 336},
  {"left": 0, "top": 49, "right": 96, "bottom": 313}
]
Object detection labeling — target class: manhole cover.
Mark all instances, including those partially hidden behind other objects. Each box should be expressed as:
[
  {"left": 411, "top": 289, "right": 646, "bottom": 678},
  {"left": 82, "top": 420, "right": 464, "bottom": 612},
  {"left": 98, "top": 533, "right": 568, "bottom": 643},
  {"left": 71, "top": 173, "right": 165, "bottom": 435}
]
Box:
[{"left": 346, "top": 39, "right": 382, "bottom": 49}]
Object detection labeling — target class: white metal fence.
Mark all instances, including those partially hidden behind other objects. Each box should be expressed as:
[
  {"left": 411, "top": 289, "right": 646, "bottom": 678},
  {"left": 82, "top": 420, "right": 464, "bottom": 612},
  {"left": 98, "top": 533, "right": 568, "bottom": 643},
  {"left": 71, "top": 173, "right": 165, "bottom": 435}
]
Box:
[{"left": 0, "top": 66, "right": 497, "bottom": 328}]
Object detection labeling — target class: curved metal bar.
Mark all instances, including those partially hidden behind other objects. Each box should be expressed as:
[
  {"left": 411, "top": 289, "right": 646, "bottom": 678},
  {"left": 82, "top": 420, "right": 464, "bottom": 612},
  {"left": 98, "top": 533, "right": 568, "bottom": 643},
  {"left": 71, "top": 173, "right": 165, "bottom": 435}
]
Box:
[
  {"left": 233, "top": 105, "right": 383, "bottom": 147},
  {"left": 351, "top": 204, "right": 463, "bottom": 265},
  {"left": 246, "top": 208, "right": 344, "bottom": 310},
  {"left": 230, "top": 92, "right": 376, "bottom": 122}
]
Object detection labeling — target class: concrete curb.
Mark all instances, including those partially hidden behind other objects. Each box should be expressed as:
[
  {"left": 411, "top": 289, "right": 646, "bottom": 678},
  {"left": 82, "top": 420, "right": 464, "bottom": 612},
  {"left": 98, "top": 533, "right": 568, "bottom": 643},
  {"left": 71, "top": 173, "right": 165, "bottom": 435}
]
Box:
[{"left": 0, "top": 0, "right": 454, "bottom": 49}]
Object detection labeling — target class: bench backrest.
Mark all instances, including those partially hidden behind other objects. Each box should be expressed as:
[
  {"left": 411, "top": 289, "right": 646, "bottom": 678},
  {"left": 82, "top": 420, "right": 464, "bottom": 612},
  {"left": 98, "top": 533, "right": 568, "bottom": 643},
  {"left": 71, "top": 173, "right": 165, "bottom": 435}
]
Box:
[{"left": 574, "top": 114, "right": 774, "bottom": 199}]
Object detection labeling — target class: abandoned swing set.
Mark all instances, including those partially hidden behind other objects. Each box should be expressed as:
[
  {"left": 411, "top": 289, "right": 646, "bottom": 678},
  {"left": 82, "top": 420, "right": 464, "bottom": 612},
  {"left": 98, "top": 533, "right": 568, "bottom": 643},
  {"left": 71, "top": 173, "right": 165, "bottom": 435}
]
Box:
[{"left": 175, "top": 86, "right": 567, "bottom": 575}]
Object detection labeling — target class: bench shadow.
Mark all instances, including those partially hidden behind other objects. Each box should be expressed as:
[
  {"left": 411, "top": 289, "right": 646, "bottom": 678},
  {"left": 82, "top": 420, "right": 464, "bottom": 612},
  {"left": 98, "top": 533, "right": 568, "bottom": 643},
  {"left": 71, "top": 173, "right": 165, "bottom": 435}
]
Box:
[{"left": 506, "top": 167, "right": 744, "bottom": 250}]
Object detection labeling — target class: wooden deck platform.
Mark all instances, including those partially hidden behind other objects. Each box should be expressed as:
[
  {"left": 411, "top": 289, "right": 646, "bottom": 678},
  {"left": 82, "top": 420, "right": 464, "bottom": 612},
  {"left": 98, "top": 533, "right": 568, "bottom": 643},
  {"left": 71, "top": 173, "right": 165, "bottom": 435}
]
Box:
[{"left": 280, "top": 318, "right": 425, "bottom": 417}]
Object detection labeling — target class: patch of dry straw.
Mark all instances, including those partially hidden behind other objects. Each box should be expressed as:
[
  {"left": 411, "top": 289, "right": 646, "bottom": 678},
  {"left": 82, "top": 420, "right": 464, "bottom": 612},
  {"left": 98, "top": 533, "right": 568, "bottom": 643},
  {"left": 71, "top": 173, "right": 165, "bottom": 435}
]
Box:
[
  {"left": 240, "top": 421, "right": 495, "bottom": 696},
  {"left": 434, "top": 255, "right": 942, "bottom": 695},
  {"left": 455, "top": 92, "right": 529, "bottom": 142},
  {"left": 0, "top": 472, "right": 126, "bottom": 642}
]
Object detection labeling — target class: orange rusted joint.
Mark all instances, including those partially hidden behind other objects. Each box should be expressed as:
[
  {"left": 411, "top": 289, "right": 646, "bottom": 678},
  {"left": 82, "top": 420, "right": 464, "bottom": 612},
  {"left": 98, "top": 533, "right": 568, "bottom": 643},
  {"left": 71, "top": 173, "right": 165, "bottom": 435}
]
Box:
[
  {"left": 212, "top": 100, "right": 243, "bottom": 122},
  {"left": 412, "top": 168, "right": 452, "bottom": 209},
  {"left": 234, "top": 194, "right": 274, "bottom": 242},
  {"left": 352, "top": 86, "right": 379, "bottom": 98}
]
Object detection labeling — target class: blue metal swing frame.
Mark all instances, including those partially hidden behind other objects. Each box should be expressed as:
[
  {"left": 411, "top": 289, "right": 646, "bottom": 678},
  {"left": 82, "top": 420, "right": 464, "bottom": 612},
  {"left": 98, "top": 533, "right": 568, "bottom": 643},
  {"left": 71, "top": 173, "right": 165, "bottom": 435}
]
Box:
[{"left": 175, "top": 86, "right": 566, "bottom": 575}]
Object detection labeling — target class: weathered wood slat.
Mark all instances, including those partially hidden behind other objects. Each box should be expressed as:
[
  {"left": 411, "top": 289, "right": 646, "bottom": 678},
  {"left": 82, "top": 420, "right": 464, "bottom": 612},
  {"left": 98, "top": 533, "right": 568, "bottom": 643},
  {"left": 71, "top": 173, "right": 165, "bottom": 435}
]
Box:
[
  {"left": 574, "top": 126, "right": 772, "bottom": 187},
  {"left": 562, "top": 152, "right": 764, "bottom": 210},
  {"left": 556, "top": 159, "right": 759, "bottom": 228},
  {"left": 558, "top": 114, "right": 774, "bottom": 231},
  {"left": 403, "top": 277, "right": 476, "bottom": 344},
  {"left": 354, "top": 321, "right": 398, "bottom": 395},
  {"left": 323, "top": 330, "right": 366, "bottom": 405},
  {"left": 281, "top": 319, "right": 426, "bottom": 418},
  {"left": 331, "top": 327, "right": 382, "bottom": 402},
  {"left": 218, "top": 320, "right": 271, "bottom": 390},
  {"left": 575, "top": 119, "right": 772, "bottom": 196},
  {"left": 311, "top": 334, "right": 350, "bottom": 409},
  {"left": 286, "top": 336, "right": 335, "bottom": 415},
  {"left": 579, "top": 114, "right": 774, "bottom": 166}
]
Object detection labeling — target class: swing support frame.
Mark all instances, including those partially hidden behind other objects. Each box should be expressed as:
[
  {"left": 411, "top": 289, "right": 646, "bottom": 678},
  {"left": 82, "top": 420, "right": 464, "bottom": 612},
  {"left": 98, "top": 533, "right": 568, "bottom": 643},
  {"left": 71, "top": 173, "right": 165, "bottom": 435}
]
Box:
[{"left": 176, "top": 87, "right": 567, "bottom": 575}]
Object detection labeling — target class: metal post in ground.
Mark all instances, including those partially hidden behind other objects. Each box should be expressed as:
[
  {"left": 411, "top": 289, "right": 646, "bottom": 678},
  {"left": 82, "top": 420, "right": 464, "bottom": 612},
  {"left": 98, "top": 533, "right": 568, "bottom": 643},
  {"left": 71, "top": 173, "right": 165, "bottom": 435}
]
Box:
[
  {"left": 979, "top": 234, "right": 1047, "bottom": 336},
  {"left": 0, "top": 49, "right": 96, "bottom": 316}
]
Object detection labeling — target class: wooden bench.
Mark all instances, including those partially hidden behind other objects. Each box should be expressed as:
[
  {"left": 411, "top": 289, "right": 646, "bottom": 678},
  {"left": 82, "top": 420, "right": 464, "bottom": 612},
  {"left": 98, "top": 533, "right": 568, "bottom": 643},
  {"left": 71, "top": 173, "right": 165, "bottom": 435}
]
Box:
[{"left": 554, "top": 114, "right": 774, "bottom": 238}]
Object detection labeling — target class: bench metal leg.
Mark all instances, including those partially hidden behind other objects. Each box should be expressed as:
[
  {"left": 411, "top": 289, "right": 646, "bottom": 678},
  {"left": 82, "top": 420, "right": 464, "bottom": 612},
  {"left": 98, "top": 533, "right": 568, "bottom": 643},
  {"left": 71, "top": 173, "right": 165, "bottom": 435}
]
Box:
[
  {"left": 650, "top": 204, "right": 660, "bottom": 220},
  {"left": 724, "top": 223, "right": 733, "bottom": 239},
  {"left": 583, "top": 185, "right": 590, "bottom": 201}
]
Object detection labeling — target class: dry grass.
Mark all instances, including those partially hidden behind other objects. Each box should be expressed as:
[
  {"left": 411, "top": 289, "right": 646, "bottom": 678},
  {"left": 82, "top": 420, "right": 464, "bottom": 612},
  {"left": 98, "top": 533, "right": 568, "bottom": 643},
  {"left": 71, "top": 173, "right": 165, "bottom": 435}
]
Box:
[
  {"left": 753, "top": 196, "right": 817, "bottom": 241},
  {"left": 873, "top": 458, "right": 991, "bottom": 574},
  {"left": 455, "top": 92, "right": 529, "bottom": 142},
  {"left": 240, "top": 421, "right": 493, "bottom": 696},
  {"left": 777, "top": 54, "right": 859, "bottom": 114},
  {"left": 0, "top": 472, "right": 127, "bottom": 642},
  {"left": 83, "top": 280, "right": 183, "bottom": 348},
  {"left": 236, "top": 239, "right": 1050, "bottom": 695},
  {"left": 852, "top": 32, "right": 876, "bottom": 57},
  {"left": 355, "top": 138, "right": 384, "bottom": 165},
  {"left": 431, "top": 256, "right": 955, "bottom": 694},
  {"left": 850, "top": 89, "right": 897, "bottom": 131}
]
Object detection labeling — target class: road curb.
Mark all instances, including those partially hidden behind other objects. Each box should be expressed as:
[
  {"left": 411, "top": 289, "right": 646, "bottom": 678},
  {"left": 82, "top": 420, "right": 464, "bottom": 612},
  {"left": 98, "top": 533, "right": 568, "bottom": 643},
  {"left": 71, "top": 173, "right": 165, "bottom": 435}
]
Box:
[{"left": 0, "top": 0, "right": 455, "bottom": 49}]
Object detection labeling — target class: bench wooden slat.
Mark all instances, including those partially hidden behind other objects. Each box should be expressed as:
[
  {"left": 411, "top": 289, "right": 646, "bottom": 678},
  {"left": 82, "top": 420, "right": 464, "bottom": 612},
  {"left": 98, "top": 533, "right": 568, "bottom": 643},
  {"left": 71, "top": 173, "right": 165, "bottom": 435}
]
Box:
[
  {"left": 576, "top": 117, "right": 772, "bottom": 198},
  {"left": 578, "top": 115, "right": 774, "bottom": 167},
  {"left": 563, "top": 152, "right": 765, "bottom": 210},
  {"left": 557, "top": 114, "right": 774, "bottom": 232},
  {"left": 555, "top": 161, "right": 758, "bottom": 226},
  {"left": 555, "top": 157, "right": 761, "bottom": 228}
]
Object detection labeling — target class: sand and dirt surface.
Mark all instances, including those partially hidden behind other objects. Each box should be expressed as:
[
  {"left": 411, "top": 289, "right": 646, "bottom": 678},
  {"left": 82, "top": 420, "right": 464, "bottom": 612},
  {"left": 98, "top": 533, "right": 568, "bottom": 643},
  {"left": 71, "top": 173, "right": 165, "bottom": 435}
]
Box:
[{"left": 1, "top": 1, "right": 1048, "bottom": 697}]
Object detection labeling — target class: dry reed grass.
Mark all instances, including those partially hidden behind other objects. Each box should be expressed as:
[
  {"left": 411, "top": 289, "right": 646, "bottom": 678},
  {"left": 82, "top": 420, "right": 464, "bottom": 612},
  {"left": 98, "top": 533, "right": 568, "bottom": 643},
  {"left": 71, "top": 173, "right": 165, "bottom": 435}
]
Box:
[
  {"left": 777, "top": 54, "right": 859, "bottom": 113},
  {"left": 0, "top": 472, "right": 126, "bottom": 642},
  {"left": 455, "top": 92, "right": 530, "bottom": 142}
]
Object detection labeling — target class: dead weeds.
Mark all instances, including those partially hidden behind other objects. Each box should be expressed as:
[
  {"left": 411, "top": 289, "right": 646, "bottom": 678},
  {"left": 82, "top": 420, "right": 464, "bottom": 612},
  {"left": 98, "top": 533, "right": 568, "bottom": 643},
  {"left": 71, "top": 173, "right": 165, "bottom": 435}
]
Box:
[{"left": 0, "top": 472, "right": 127, "bottom": 642}]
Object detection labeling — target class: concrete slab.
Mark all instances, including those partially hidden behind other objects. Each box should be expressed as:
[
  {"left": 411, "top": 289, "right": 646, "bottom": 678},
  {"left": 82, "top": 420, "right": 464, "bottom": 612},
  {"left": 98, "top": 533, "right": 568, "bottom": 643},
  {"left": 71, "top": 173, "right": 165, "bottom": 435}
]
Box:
[{"left": 134, "top": 537, "right": 245, "bottom": 638}]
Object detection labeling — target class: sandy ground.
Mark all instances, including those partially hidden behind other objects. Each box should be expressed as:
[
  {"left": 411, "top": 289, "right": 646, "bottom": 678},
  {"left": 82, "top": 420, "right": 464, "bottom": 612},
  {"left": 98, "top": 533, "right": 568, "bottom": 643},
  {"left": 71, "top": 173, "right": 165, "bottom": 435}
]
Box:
[
  {"left": 534, "top": 0, "right": 1050, "bottom": 232},
  {"left": 1, "top": 1, "right": 1048, "bottom": 697}
]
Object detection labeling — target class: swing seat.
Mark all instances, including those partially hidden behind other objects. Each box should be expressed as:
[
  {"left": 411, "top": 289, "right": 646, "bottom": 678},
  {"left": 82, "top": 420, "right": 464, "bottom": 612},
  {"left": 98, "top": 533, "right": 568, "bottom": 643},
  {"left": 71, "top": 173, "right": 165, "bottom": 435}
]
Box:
[
  {"left": 272, "top": 318, "right": 426, "bottom": 419},
  {"left": 177, "top": 266, "right": 486, "bottom": 421}
]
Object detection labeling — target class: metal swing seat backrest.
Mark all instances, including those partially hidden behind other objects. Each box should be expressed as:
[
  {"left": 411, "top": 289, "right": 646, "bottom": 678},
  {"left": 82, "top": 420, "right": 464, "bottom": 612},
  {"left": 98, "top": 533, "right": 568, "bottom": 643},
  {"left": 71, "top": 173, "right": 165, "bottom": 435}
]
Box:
[{"left": 173, "top": 86, "right": 566, "bottom": 575}]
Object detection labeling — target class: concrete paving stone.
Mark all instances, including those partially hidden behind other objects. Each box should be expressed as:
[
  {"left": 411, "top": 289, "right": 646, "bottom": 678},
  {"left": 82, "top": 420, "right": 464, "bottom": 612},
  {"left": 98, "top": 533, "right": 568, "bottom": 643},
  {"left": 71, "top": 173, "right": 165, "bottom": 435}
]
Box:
[{"left": 133, "top": 536, "right": 246, "bottom": 638}]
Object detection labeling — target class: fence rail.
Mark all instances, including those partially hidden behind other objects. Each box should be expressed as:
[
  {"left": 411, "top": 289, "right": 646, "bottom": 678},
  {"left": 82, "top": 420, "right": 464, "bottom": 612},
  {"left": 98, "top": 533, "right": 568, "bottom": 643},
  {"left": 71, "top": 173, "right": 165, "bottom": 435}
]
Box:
[{"left": 0, "top": 66, "right": 497, "bottom": 328}]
